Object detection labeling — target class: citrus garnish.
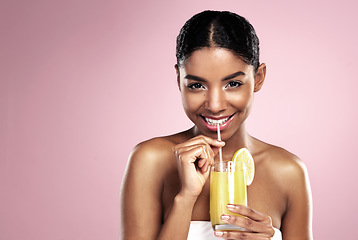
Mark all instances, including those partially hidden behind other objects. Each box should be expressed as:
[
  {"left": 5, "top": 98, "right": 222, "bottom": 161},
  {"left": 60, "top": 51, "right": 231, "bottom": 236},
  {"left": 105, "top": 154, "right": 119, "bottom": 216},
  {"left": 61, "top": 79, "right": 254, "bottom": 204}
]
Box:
[{"left": 232, "top": 148, "right": 255, "bottom": 186}]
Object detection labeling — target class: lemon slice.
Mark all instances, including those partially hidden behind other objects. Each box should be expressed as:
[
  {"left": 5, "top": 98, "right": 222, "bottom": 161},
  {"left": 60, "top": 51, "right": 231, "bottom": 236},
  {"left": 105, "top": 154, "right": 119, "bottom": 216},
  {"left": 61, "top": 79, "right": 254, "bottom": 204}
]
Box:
[{"left": 232, "top": 148, "right": 255, "bottom": 186}]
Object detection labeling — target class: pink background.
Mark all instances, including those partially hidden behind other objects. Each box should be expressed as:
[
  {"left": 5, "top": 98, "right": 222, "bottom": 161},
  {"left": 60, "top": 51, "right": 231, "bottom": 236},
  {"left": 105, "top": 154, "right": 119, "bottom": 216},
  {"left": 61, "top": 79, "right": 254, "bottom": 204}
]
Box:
[{"left": 1, "top": 0, "right": 358, "bottom": 239}]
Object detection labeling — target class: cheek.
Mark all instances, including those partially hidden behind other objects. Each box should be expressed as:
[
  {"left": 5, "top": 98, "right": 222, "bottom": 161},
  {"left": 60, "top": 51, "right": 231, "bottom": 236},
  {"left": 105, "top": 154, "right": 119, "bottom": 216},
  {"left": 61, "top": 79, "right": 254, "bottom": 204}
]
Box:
[
  {"left": 230, "top": 90, "right": 254, "bottom": 110},
  {"left": 181, "top": 91, "right": 204, "bottom": 113}
]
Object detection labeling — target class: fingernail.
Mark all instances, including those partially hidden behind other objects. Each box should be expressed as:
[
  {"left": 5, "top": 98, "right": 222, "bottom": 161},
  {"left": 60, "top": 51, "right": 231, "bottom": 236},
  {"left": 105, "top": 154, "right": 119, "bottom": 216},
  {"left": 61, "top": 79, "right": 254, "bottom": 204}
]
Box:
[
  {"left": 227, "top": 204, "right": 235, "bottom": 210},
  {"left": 215, "top": 231, "right": 224, "bottom": 236},
  {"left": 221, "top": 215, "right": 230, "bottom": 221}
]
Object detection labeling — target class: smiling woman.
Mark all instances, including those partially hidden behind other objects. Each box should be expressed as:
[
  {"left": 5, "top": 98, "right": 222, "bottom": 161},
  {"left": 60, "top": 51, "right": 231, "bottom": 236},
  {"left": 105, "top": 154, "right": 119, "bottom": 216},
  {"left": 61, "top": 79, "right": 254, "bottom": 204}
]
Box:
[
  {"left": 176, "top": 47, "right": 264, "bottom": 136},
  {"left": 120, "top": 10, "right": 312, "bottom": 240}
]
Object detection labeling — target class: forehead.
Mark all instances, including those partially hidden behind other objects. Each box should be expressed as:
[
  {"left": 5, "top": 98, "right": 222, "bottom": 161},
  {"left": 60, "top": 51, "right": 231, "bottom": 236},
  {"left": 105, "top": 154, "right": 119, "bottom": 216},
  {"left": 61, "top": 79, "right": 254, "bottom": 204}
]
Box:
[{"left": 181, "top": 47, "right": 254, "bottom": 78}]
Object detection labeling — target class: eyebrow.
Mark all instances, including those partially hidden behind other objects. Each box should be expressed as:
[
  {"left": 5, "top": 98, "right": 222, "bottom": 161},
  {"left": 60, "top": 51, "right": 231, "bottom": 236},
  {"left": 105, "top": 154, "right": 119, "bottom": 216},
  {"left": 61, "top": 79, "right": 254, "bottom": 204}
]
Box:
[
  {"left": 184, "top": 74, "right": 206, "bottom": 82},
  {"left": 223, "top": 71, "right": 246, "bottom": 80},
  {"left": 184, "top": 71, "right": 246, "bottom": 82}
]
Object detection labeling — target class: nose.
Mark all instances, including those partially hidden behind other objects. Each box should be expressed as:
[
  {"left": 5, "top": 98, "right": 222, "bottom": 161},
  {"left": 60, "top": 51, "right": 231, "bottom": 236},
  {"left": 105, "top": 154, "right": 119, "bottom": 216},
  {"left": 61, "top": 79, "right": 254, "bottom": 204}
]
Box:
[{"left": 204, "top": 88, "right": 227, "bottom": 113}]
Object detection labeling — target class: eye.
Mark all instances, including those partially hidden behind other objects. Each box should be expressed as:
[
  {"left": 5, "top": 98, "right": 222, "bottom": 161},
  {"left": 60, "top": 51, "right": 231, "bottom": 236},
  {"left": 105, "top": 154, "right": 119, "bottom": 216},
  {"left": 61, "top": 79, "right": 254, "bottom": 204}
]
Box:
[
  {"left": 187, "top": 82, "right": 205, "bottom": 90},
  {"left": 226, "top": 81, "right": 242, "bottom": 88}
]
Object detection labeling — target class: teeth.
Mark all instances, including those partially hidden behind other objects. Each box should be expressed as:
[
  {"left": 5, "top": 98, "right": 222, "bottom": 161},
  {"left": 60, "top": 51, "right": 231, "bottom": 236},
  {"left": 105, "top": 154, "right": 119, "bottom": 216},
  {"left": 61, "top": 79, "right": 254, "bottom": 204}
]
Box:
[{"left": 205, "top": 117, "right": 230, "bottom": 126}]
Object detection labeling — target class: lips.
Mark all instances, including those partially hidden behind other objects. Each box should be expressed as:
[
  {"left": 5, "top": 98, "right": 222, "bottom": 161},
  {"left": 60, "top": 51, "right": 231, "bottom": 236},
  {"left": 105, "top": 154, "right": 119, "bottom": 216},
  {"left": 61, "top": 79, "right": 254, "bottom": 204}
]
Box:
[
  {"left": 201, "top": 113, "right": 235, "bottom": 131},
  {"left": 204, "top": 116, "right": 231, "bottom": 125}
]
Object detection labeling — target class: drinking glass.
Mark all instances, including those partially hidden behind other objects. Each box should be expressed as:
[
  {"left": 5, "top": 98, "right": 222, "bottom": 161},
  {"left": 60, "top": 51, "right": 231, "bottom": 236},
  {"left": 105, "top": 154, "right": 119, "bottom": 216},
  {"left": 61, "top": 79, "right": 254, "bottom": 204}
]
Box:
[{"left": 210, "top": 160, "right": 247, "bottom": 231}]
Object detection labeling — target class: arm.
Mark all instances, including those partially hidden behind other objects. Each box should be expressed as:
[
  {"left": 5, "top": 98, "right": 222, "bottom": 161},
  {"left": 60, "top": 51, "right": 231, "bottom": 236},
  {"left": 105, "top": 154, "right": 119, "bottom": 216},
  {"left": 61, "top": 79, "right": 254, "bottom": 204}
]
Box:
[
  {"left": 158, "top": 136, "right": 224, "bottom": 239},
  {"left": 281, "top": 159, "right": 313, "bottom": 240},
  {"left": 205, "top": 149, "right": 313, "bottom": 240},
  {"left": 120, "top": 141, "right": 165, "bottom": 239},
  {"left": 120, "top": 136, "right": 224, "bottom": 240},
  {"left": 214, "top": 161, "right": 313, "bottom": 240}
]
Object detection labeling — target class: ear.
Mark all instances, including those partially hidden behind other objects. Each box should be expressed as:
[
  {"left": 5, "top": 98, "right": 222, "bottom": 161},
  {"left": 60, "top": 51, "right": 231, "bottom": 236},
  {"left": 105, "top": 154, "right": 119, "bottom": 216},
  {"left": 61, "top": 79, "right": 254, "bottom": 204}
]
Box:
[
  {"left": 175, "top": 64, "right": 181, "bottom": 91},
  {"left": 254, "top": 63, "right": 266, "bottom": 92}
]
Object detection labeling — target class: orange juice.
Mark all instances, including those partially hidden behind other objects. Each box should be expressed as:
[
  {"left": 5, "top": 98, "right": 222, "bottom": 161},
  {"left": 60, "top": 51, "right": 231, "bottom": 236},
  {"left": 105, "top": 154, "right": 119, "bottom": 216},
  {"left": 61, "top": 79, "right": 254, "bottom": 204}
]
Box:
[{"left": 210, "top": 161, "right": 247, "bottom": 231}]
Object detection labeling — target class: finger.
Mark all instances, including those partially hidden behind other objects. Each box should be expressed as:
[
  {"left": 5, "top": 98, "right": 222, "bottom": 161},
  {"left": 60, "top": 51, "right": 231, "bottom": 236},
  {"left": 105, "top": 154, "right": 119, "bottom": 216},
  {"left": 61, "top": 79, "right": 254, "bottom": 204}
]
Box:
[
  {"left": 192, "top": 148, "right": 212, "bottom": 174},
  {"left": 227, "top": 205, "right": 269, "bottom": 222},
  {"left": 197, "top": 158, "right": 206, "bottom": 168},
  {"left": 198, "top": 157, "right": 213, "bottom": 173},
  {"left": 177, "top": 145, "right": 209, "bottom": 164},
  {"left": 192, "top": 135, "right": 225, "bottom": 146},
  {"left": 179, "top": 150, "right": 214, "bottom": 176},
  {"left": 173, "top": 137, "right": 221, "bottom": 172},
  {"left": 225, "top": 205, "right": 274, "bottom": 235},
  {"left": 174, "top": 135, "right": 224, "bottom": 150},
  {"left": 175, "top": 142, "right": 215, "bottom": 166},
  {"left": 173, "top": 137, "right": 224, "bottom": 164},
  {"left": 214, "top": 231, "right": 272, "bottom": 240},
  {"left": 195, "top": 143, "right": 215, "bottom": 173},
  {"left": 174, "top": 144, "right": 206, "bottom": 158},
  {"left": 220, "top": 214, "right": 274, "bottom": 236},
  {"left": 176, "top": 144, "right": 212, "bottom": 163},
  {"left": 174, "top": 142, "right": 210, "bottom": 159}
]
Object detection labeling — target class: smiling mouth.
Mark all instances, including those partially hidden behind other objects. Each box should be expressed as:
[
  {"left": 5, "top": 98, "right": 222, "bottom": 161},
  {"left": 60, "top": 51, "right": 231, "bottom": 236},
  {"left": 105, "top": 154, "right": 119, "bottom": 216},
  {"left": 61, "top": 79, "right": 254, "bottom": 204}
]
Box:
[{"left": 201, "top": 114, "right": 235, "bottom": 126}]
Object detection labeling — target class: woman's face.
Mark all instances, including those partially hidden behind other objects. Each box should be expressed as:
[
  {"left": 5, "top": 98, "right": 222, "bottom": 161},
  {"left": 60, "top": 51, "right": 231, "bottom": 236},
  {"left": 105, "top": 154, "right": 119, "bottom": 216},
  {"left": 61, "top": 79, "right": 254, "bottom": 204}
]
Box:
[{"left": 176, "top": 47, "right": 265, "bottom": 140}]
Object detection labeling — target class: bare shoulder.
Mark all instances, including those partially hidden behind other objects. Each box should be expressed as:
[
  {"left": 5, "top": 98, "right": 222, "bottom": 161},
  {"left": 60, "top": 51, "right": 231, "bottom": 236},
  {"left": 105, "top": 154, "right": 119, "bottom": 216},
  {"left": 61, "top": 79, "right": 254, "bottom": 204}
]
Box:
[
  {"left": 122, "top": 130, "right": 193, "bottom": 197},
  {"left": 123, "top": 135, "right": 181, "bottom": 188},
  {"left": 127, "top": 131, "right": 190, "bottom": 170},
  {"left": 252, "top": 138, "right": 310, "bottom": 196},
  {"left": 252, "top": 140, "right": 313, "bottom": 238},
  {"left": 130, "top": 137, "right": 176, "bottom": 165},
  {"left": 255, "top": 139, "right": 307, "bottom": 176},
  {"left": 120, "top": 133, "right": 187, "bottom": 239}
]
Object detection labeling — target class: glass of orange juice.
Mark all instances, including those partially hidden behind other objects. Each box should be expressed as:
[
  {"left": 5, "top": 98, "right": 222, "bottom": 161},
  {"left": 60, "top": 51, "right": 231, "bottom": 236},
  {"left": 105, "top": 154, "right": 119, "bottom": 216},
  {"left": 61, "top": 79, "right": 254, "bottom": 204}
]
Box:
[{"left": 210, "top": 160, "right": 247, "bottom": 231}]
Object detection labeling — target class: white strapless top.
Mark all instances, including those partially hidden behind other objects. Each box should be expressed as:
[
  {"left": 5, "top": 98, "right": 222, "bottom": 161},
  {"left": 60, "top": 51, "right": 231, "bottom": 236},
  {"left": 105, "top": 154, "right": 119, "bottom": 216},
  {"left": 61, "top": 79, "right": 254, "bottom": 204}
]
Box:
[{"left": 187, "top": 221, "right": 282, "bottom": 240}]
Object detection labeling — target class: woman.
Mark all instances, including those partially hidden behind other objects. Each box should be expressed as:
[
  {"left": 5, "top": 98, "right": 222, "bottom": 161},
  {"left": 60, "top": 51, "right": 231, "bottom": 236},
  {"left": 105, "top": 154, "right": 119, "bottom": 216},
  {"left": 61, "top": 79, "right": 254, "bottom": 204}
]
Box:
[{"left": 120, "top": 10, "right": 313, "bottom": 240}]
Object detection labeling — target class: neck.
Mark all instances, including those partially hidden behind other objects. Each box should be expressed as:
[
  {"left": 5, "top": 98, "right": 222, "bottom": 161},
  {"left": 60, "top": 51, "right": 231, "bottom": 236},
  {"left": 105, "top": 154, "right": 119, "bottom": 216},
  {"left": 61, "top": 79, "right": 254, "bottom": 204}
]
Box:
[{"left": 220, "top": 123, "right": 252, "bottom": 161}]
